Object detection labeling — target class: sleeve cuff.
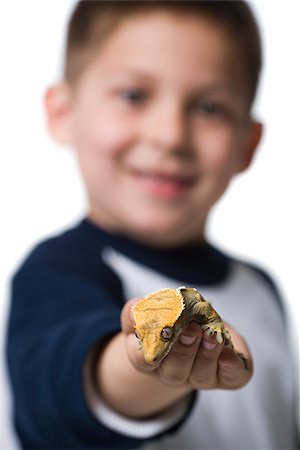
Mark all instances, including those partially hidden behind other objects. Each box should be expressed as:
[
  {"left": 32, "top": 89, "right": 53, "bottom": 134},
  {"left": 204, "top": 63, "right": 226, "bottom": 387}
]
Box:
[{"left": 83, "top": 348, "right": 193, "bottom": 439}]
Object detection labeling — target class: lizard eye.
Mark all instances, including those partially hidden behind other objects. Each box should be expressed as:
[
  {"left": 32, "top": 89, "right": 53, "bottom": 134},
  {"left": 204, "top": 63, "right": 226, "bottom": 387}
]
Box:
[{"left": 161, "top": 327, "right": 173, "bottom": 340}]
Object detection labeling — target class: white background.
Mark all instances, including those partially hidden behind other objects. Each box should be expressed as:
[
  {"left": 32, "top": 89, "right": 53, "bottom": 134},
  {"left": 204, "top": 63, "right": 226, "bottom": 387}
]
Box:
[{"left": 0, "top": 1, "right": 299, "bottom": 448}]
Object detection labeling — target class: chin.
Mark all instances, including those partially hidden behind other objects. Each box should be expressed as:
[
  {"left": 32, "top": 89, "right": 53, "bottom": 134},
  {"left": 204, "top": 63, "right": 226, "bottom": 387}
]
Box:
[{"left": 124, "top": 216, "right": 203, "bottom": 248}]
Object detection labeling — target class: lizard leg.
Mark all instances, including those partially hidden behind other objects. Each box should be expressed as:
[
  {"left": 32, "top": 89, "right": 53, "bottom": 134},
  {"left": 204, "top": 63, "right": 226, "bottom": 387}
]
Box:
[
  {"left": 190, "top": 301, "right": 233, "bottom": 346},
  {"left": 192, "top": 302, "right": 249, "bottom": 369}
]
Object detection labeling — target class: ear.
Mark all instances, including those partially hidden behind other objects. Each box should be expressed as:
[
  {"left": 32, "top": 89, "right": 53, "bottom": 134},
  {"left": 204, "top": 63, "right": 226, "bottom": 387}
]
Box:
[
  {"left": 237, "top": 120, "right": 263, "bottom": 173},
  {"left": 44, "top": 83, "right": 74, "bottom": 145}
]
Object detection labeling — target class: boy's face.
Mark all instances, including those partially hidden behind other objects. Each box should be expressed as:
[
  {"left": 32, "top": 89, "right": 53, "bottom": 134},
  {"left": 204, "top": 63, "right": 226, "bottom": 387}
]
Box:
[{"left": 49, "top": 11, "right": 261, "bottom": 247}]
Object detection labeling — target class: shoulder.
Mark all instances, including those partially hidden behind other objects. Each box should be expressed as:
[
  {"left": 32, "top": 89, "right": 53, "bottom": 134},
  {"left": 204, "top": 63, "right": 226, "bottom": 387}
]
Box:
[
  {"left": 11, "top": 220, "right": 122, "bottom": 296},
  {"left": 17, "top": 220, "right": 99, "bottom": 264},
  {"left": 14, "top": 219, "right": 109, "bottom": 269},
  {"left": 227, "top": 254, "right": 285, "bottom": 317},
  {"left": 229, "top": 255, "right": 280, "bottom": 295}
]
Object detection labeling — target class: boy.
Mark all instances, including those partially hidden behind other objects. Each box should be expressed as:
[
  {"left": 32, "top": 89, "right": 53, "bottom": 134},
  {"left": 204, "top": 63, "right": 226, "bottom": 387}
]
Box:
[{"left": 6, "top": 1, "right": 298, "bottom": 449}]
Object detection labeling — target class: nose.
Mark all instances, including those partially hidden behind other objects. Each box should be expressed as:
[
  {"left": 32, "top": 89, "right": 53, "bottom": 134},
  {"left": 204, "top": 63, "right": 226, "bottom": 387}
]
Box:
[{"left": 143, "top": 102, "right": 189, "bottom": 153}]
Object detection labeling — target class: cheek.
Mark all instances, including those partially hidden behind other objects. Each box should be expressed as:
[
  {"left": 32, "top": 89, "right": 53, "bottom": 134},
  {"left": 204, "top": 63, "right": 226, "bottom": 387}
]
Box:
[
  {"left": 197, "top": 127, "right": 240, "bottom": 175},
  {"left": 73, "top": 105, "right": 135, "bottom": 157},
  {"left": 90, "top": 119, "right": 134, "bottom": 156},
  {"left": 73, "top": 114, "right": 136, "bottom": 195}
]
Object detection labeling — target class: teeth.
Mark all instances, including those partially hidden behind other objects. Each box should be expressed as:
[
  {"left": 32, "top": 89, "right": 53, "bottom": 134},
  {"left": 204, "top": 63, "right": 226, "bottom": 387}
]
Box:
[
  {"left": 155, "top": 176, "right": 181, "bottom": 183},
  {"left": 140, "top": 172, "right": 191, "bottom": 185}
]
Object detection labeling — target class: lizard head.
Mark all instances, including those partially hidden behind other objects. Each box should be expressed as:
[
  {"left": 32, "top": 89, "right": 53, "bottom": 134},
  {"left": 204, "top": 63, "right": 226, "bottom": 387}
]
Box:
[{"left": 132, "top": 288, "right": 185, "bottom": 364}]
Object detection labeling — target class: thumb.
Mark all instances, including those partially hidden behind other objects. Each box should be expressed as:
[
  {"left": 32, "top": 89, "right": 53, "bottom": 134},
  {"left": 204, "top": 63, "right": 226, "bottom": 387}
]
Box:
[{"left": 120, "top": 298, "right": 139, "bottom": 335}]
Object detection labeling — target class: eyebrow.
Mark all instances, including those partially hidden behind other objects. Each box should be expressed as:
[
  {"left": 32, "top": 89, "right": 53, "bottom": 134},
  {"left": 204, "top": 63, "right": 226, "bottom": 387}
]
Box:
[{"left": 99, "top": 67, "right": 158, "bottom": 83}]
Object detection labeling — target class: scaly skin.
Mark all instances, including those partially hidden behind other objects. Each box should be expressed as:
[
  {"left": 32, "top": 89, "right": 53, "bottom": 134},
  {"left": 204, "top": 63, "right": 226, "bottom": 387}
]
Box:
[{"left": 133, "top": 287, "right": 247, "bottom": 368}]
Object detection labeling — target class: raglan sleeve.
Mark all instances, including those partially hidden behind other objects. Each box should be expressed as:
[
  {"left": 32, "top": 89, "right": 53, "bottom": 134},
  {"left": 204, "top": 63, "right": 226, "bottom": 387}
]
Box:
[{"left": 5, "top": 243, "right": 196, "bottom": 450}]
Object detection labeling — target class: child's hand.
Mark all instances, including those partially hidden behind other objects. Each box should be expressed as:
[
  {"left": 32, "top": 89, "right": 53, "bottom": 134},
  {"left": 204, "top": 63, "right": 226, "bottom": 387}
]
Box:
[{"left": 121, "top": 299, "right": 253, "bottom": 391}]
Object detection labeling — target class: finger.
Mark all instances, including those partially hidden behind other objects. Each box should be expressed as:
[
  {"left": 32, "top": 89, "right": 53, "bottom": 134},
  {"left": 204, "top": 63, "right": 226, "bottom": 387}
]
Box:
[
  {"left": 126, "top": 333, "right": 157, "bottom": 373},
  {"left": 158, "top": 323, "right": 202, "bottom": 386},
  {"left": 121, "top": 299, "right": 157, "bottom": 374},
  {"left": 218, "top": 345, "right": 253, "bottom": 389},
  {"left": 223, "top": 322, "right": 253, "bottom": 372},
  {"left": 121, "top": 298, "right": 139, "bottom": 335},
  {"left": 217, "top": 325, "right": 253, "bottom": 388},
  {"left": 188, "top": 331, "right": 224, "bottom": 389}
]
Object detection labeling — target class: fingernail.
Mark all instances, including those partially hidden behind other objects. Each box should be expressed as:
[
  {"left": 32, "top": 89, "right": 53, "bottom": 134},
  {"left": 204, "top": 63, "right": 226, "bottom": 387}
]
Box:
[
  {"left": 202, "top": 340, "right": 217, "bottom": 350},
  {"left": 180, "top": 335, "right": 197, "bottom": 346}
]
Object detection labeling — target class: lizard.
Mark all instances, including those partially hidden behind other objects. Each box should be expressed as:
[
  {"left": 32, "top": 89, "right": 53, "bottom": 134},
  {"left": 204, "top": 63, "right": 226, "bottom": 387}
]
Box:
[{"left": 132, "top": 286, "right": 248, "bottom": 368}]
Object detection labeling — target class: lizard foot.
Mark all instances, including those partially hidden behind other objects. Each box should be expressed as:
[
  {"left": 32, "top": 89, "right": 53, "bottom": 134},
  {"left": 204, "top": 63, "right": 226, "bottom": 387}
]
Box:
[
  {"left": 202, "top": 324, "right": 249, "bottom": 370},
  {"left": 202, "top": 323, "right": 249, "bottom": 370},
  {"left": 201, "top": 322, "right": 232, "bottom": 346}
]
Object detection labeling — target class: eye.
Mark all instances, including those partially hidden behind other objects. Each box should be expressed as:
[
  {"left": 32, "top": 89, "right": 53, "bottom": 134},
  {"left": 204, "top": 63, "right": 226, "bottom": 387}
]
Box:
[
  {"left": 193, "top": 100, "right": 222, "bottom": 116},
  {"left": 161, "top": 327, "right": 173, "bottom": 340},
  {"left": 120, "top": 88, "right": 147, "bottom": 105}
]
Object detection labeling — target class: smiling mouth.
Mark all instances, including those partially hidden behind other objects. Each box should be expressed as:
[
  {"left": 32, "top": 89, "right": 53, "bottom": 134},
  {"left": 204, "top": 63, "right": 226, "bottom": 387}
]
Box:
[{"left": 131, "top": 169, "right": 197, "bottom": 199}]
